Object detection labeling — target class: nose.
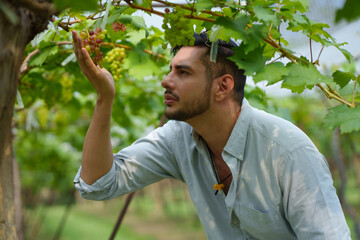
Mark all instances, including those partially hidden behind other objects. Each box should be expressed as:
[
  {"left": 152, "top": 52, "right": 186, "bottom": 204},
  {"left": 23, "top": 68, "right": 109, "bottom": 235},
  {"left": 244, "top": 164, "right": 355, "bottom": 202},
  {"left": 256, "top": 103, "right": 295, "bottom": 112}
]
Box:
[{"left": 161, "top": 72, "right": 174, "bottom": 89}]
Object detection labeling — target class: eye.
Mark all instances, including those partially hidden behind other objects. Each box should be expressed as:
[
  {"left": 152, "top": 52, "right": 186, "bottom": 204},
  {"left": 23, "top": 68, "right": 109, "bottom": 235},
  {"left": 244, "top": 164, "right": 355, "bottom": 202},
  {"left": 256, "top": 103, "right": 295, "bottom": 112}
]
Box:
[{"left": 179, "top": 69, "right": 189, "bottom": 75}]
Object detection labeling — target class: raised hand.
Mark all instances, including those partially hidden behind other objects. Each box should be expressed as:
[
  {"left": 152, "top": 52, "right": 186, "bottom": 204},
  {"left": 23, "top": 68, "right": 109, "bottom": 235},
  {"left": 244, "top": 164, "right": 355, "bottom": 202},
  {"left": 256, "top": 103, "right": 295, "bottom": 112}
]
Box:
[{"left": 72, "top": 30, "right": 115, "bottom": 102}]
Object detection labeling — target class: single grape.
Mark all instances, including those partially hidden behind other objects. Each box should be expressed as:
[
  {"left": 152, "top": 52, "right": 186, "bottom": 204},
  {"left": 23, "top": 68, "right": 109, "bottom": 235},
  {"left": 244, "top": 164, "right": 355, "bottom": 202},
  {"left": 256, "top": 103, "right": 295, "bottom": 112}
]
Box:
[
  {"left": 102, "top": 29, "right": 108, "bottom": 34},
  {"left": 89, "top": 30, "right": 95, "bottom": 35},
  {"left": 96, "top": 39, "right": 102, "bottom": 44},
  {"left": 85, "top": 45, "right": 91, "bottom": 51},
  {"left": 80, "top": 31, "right": 87, "bottom": 38},
  {"left": 90, "top": 40, "right": 96, "bottom": 46},
  {"left": 98, "top": 33, "right": 105, "bottom": 40},
  {"left": 89, "top": 36, "right": 95, "bottom": 41},
  {"left": 165, "top": 8, "right": 170, "bottom": 14},
  {"left": 83, "top": 39, "right": 89, "bottom": 45},
  {"left": 95, "top": 27, "right": 102, "bottom": 33}
]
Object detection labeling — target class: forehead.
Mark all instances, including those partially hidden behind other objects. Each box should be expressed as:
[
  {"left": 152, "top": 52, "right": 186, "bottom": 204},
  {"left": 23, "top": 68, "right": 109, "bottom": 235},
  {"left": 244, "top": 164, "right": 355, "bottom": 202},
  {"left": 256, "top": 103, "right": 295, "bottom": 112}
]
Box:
[{"left": 171, "top": 46, "right": 207, "bottom": 68}]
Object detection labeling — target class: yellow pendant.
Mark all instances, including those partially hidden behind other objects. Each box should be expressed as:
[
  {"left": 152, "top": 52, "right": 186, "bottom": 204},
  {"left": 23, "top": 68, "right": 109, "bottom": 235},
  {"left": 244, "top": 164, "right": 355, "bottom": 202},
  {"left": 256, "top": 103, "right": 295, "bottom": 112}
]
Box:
[{"left": 213, "top": 183, "right": 225, "bottom": 191}]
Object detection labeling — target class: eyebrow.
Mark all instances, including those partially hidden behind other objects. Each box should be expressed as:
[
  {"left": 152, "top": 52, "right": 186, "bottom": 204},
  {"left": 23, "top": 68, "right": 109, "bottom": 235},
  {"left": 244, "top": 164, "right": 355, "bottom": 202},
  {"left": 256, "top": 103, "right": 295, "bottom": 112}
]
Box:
[{"left": 169, "top": 64, "right": 193, "bottom": 72}]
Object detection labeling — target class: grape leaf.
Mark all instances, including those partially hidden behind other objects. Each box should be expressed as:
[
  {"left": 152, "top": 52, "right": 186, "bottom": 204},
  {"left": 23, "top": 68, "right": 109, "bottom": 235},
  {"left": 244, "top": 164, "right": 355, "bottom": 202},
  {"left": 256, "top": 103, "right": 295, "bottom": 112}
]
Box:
[
  {"left": 214, "top": 15, "right": 250, "bottom": 41},
  {"left": 332, "top": 70, "right": 356, "bottom": 89},
  {"left": 127, "top": 30, "right": 147, "bottom": 45},
  {"left": 322, "top": 37, "right": 353, "bottom": 62},
  {"left": 282, "top": 0, "right": 309, "bottom": 13},
  {"left": 324, "top": 104, "right": 360, "bottom": 133},
  {"left": 281, "top": 63, "right": 332, "bottom": 93},
  {"left": 253, "top": 62, "right": 289, "bottom": 85},
  {"left": 29, "top": 46, "right": 58, "bottom": 66},
  {"left": 123, "top": 50, "right": 162, "bottom": 80},
  {"left": 335, "top": 0, "right": 360, "bottom": 23},
  {"left": 229, "top": 44, "right": 269, "bottom": 76},
  {"left": 131, "top": 16, "right": 149, "bottom": 37},
  {"left": 253, "top": 5, "right": 280, "bottom": 26},
  {"left": 195, "top": 0, "right": 215, "bottom": 11}
]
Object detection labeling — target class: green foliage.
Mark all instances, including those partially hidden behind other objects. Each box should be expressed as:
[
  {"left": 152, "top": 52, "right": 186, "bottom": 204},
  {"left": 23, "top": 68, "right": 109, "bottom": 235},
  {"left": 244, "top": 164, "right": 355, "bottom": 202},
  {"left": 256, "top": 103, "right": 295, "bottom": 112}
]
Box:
[
  {"left": 332, "top": 70, "right": 357, "bottom": 89},
  {"left": 324, "top": 105, "right": 360, "bottom": 133},
  {"left": 15, "top": 0, "right": 360, "bottom": 198},
  {"left": 282, "top": 63, "right": 332, "bottom": 94},
  {"left": 52, "top": 0, "right": 98, "bottom": 11},
  {"left": 336, "top": 0, "right": 360, "bottom": 23}
]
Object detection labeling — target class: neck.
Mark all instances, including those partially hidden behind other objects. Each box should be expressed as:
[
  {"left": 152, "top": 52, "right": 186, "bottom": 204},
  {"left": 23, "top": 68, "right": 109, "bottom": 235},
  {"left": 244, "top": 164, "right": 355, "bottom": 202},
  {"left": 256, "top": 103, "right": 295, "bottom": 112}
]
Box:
[{"left": 187, "top": 102, "right": 241, "bottom": 156}]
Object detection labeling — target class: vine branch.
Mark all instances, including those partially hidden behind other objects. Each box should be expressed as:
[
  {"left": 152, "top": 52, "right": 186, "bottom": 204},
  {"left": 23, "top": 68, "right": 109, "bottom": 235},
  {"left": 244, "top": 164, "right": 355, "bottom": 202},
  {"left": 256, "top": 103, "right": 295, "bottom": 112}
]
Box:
[{"left": 316, "top": 83, "right": 355, "bottom": 108}]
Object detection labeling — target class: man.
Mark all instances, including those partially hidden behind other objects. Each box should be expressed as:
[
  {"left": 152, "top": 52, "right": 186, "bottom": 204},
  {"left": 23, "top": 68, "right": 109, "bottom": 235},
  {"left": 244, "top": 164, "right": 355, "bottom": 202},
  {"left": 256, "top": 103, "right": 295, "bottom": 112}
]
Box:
[{"left": 72, "top": 30, "right": 351, "bottom": 239}]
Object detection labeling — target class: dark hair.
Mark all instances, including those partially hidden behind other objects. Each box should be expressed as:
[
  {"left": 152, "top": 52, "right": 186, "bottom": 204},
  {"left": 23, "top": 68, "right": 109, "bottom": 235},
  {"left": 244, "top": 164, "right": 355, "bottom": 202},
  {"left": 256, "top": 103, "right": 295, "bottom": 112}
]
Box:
[{"left": 172, "top": 32, "right": 246, "bottom": 105}]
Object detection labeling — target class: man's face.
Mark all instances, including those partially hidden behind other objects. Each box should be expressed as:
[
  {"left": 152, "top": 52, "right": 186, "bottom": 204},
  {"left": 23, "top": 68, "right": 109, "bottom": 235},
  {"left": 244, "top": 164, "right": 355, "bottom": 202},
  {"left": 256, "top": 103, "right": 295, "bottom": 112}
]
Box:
[{"left": 161, "top": 47, "right": 212, "bottom": 121}]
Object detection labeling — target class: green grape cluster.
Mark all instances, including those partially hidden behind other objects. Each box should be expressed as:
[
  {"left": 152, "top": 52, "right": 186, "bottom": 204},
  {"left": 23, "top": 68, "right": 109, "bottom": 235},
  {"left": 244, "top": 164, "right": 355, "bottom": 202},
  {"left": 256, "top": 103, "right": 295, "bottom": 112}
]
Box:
[
  {"left": 162, "top": 6, "right": 194, "bottom": 47},
  {"left": 102, "top": 47, "right": 127, "bottom": 81},
  {"left": 80, "top": 28, "right": 107, "bottom": 65},
  {"left": 60, "top": 74, "right": 73, "bottom": 103}
]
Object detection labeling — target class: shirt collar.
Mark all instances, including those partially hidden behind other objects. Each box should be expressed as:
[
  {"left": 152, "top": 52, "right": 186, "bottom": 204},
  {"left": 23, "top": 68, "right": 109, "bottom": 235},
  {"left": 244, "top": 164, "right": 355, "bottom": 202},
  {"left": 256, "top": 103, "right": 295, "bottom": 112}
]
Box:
[
  {"left": 223, "top": 98, "right": 252, "bottom": 161},
  {"left": 190, "top": 98, "right": 252, "bottom": 161}
]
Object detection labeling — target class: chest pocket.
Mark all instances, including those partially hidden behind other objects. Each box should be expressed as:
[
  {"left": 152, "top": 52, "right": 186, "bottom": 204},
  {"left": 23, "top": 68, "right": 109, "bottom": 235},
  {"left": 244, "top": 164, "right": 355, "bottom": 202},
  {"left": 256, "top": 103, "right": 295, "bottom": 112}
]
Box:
[{"left": 234, "top": 204, "right": 297, "bottom": 240}]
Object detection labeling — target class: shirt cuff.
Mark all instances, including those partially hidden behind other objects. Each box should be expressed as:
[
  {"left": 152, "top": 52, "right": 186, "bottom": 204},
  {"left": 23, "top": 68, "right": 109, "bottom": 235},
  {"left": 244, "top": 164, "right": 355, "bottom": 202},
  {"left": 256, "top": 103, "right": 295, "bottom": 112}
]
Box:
[{"left": 73, "top": 161, "right": 116, "bottom": 197}]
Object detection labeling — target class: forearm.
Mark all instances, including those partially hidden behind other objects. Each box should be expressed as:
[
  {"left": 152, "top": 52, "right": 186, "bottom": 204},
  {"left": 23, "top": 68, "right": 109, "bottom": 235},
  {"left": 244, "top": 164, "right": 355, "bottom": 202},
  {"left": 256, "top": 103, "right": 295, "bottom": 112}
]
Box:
[{"left": 81, "top": 97, "right": 114, "bottom": 184}]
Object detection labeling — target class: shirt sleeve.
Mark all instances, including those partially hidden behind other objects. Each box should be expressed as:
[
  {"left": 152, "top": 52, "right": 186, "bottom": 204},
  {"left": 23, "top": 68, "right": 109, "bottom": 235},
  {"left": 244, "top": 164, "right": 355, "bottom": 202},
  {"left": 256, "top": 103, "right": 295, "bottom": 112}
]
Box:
[
  {"left": 281, "top": 145, "right": 351, "bottom": 240},
  {"left": 73, "top": 121, "right": 184, "bottom": 200}
]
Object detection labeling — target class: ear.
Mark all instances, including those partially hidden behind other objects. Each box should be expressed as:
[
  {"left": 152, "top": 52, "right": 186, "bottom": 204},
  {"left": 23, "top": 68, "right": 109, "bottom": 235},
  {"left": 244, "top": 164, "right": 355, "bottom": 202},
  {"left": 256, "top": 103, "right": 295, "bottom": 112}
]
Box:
[{"left": 213, "top": 74, "right": 234, "bottom": 101}]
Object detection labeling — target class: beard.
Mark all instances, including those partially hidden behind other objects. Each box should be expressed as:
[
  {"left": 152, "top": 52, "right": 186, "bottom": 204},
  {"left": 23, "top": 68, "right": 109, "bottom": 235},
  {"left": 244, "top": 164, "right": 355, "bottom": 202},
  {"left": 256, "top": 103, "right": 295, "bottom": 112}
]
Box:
[{"left": 165, "top": 88, "right": 211, "bottom": 121}]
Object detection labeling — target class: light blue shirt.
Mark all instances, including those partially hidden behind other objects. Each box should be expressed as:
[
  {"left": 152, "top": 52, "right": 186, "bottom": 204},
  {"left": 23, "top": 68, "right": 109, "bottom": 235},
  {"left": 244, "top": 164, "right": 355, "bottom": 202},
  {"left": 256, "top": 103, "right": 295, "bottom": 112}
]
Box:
[{"left": 74, "top": 99, "right": 351, "bottom": 239}]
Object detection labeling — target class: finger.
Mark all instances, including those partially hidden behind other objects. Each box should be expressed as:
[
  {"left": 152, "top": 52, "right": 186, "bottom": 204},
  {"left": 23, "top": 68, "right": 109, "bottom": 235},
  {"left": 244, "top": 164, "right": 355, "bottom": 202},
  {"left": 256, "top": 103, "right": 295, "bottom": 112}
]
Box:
[
  {"left": 72, "top": 31, "right": 81, "bottom": 59},
  {"left": 72, "top": 31, "right": 85, "bottom": 56},
  {"left": 81, "top": 48, "right": 100, "bottom": 75},
  {"left": 72, "top": 32, "right": 91, "bottom": 69}
]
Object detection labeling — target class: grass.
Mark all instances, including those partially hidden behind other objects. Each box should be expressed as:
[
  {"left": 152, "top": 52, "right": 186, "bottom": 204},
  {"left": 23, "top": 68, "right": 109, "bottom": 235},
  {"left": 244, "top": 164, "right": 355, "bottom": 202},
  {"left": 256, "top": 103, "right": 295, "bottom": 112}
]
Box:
[
  {"left": 24, "top": 183, "right": 205, "bottom": 240},
  {"left": 25, "top": 204, "right": 156, "bottom": 240}
]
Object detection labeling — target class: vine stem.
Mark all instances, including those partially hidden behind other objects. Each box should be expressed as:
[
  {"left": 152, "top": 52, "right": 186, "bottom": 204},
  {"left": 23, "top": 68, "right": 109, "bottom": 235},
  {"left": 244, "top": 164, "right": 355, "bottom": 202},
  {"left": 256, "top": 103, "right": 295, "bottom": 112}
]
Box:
[
  {"left": 268, "top": 1, "right": 281, "bottom": 37},
  {"left": 77, "top": 20, "right": 89, "bottom": 37},
  {"left": 316, "top": 83, "right": 355, "bottom": 108},
  {"left": 314, "top": 45, "right": 324, "bottom": 66},
  {"left": 267, "top": 55, "right": 283, "bottom": 64},
  {"left": 263, "top": 37, "right": 305, "bottom": 64}
]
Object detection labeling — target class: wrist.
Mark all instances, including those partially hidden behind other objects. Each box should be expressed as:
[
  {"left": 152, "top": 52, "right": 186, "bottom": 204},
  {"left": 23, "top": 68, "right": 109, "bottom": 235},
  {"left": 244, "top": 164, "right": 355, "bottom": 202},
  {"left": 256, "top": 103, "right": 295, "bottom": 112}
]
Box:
[
  {"left": 96, "top": 95, "right": 114, "bottom": 109},
  {"left": 96, "top": 94, "right": 114, "bottom": 104}
]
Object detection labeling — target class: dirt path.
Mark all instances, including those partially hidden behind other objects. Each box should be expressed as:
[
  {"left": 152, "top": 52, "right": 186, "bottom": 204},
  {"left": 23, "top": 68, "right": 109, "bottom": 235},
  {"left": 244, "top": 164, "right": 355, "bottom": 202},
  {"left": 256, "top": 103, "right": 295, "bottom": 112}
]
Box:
[{"left": 123, "top": 212, "right": 207, "bottom": 240}]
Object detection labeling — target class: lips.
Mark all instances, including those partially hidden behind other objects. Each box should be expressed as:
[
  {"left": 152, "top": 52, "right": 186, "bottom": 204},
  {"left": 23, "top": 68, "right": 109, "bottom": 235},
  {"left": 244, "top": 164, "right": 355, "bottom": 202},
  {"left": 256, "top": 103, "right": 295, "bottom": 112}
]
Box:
[{"left": 164, "top": 90, "right": 179, "bottom": 105}]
